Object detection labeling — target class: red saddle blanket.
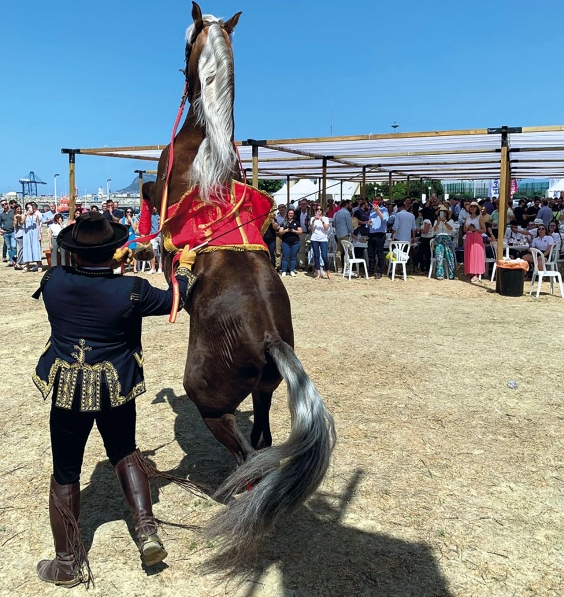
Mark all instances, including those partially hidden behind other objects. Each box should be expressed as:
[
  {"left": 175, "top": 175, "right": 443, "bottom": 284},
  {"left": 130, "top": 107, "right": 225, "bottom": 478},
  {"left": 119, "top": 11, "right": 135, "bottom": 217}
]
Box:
[{"left": 161, "top": 181, "right": 274, "bottom": 254}]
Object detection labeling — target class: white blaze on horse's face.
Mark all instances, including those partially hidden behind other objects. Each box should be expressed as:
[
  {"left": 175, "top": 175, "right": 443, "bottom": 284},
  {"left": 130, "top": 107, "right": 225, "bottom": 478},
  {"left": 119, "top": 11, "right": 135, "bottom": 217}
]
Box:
[{"left": 184, "top": 2, "right": 243, "bottom": 203}]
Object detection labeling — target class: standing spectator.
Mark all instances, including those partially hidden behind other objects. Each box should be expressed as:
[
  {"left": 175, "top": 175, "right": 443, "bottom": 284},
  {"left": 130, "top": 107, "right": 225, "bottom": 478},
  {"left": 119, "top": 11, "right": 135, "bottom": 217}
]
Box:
[
  {"left": 279, "top": 208, "right": 302, "bottom": 277},
  {"left": 421, "top": 196, "right": 437, "bottom": 224},
  {"left": 391, "top": 201, "right": 416, "bottom": 243},
  {"left": 103, "top": 199, "right": 120, "bottom": 223},
  {"left": 524, "top": 197, "right": 540, "bottom": 223},
  {"left": 113, "top": 200, "right": 125, "bottom": 220},
  {"left": 432, "top": 205, "right": 456, "bottom": 280},
  {"left": 333, "top": 199, "right": 353, "bottom": 271},
  {"left": 326, "top": 199, "right": 339, "bottom": 218},
  {"left": 90, "top": 205, "right": 100, "bottom": 213},
  {"left": 121, "top": 209, "right": 139, "bottom": 272},
  {"left": 513, "top": 199, "right": 527, "bottom": 227},
  {"left": 483, "top": 197, "right": 495, "bottom": 215},
  {"left": 537, "top": 199, "right": 553, "bottom": 227},
  {"left": 296, "top": 199, "right": 310, "bottom": 270},
  {"left": 449, "top": 197, "right": 461, "bottom": 220},
  {"left": 352, "top": 199, "right": 370, "bottom": 259},
  {"left": 263, "top": 219, "right": 280, "bottom": 268},
  {"left": 0, "top": 198, "right": 16, "bottom": 267},
  {"left": 149, "top": 206, "right": 162, "bottom": 274},
  {"left": 367, "top": 196, "right": 389, "bottom": 279},
  {"left": 42, "top": 203, "right": 56, "bottom": 227},
  {"left": 13, "top": 204, "right": 25, "bottom": 269},
  {"left": 274, "top": 204, "right": 287, "bottom": 270},
  {"left": 418, "top": 216, "right": 433, "bottom": 274},
  {"left": 22, "top": 201, "right": 43, "bottom": 272},
  {"left": 49, "top": 213, "right": 66, "bottom": 266},
  {"left": 309, "top": 207, "right": 331, "bottom": 279},
  {"left": 464, "top": 202, "right": 486, "bottom": 282}
]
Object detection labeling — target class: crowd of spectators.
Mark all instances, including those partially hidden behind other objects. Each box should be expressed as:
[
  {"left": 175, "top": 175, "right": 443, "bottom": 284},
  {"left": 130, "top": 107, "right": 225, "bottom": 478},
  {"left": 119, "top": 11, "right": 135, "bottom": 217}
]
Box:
[
  {"left": 0, "top": 199, "right": 163, "bottom": 274},
  {"left": 265, "top": 194, "right": 564, "bottom": 281}
]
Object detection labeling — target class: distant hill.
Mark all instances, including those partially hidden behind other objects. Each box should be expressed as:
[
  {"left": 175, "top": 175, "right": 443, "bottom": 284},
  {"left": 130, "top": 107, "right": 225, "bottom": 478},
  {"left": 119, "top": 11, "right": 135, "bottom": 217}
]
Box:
[{"left": 116, "top": 174, "right": 156, "bottom": 194}]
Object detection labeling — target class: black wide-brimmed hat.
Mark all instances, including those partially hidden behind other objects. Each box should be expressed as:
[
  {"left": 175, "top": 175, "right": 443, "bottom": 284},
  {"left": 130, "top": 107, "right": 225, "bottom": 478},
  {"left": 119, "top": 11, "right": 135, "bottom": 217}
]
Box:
[{"left": 58, "top": 211, "right": 129, "bottom": 254}]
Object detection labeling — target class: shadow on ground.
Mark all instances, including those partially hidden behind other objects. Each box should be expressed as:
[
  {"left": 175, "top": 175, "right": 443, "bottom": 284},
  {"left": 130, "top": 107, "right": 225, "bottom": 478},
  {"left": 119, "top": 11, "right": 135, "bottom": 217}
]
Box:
[
  {"left": 205, "top": 470, "right": 453, "bottom": 597},
  {"left": 78, "top": 387, "right": 248, "bottom": 559}
]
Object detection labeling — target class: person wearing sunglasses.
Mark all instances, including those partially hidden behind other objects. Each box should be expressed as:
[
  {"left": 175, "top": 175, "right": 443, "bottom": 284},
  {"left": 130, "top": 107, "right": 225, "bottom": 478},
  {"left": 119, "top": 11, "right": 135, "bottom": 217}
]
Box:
[
  {"left": 548, "top": 220, "right": 563, "bottom": 251},
  {"left": 523, "top": 224, "right": 554, "bottom": 269}
]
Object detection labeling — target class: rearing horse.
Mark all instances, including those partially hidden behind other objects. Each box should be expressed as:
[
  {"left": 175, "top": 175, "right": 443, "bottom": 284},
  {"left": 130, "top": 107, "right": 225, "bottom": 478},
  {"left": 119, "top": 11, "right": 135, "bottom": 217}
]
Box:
[{"left": 153, "top": 3, "right": 335, "bottom": 555}]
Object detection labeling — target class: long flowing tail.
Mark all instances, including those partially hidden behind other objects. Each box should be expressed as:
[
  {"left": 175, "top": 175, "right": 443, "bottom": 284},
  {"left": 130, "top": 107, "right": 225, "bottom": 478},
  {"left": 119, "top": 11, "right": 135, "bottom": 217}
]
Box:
[{"left": 206, "top": 339, "right": 336, "bottom": 557}]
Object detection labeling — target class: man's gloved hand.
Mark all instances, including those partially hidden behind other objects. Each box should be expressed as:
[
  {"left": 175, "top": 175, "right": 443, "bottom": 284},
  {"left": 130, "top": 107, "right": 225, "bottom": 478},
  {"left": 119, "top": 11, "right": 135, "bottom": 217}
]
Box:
[{"left": 179, "top": 246, "right": 197, "bottom": 271}]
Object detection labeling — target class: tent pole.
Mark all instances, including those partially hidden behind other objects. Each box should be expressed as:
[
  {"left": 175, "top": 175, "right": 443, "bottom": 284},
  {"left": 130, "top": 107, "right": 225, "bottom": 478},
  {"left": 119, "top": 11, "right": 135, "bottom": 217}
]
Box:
[
  {"left": 252, "top": 144, "right": 259, "bottom": 187},
  {"left": 406, "top": 174, "right": 411, "bottom": 198},
  {"left": 286, "top": 175, "right": 290, "bottom": 209},
  {"left": 497, "top": 126, "right": 511, "bottom": 273},
  {"left": 361, "top": 166, "right": 366, "bottom": 200},
  {"left": 340, "top": 180, "right": 343, "bottom": 204},
  {"left": 68, "top": 152, "right": 76, "bottom": 216},
  {"left": 135, "top": 169, "right": 145, "bottom": 205},
  {"left": 389, "top": 172, "right": 393, "bottom": 204},
  {"left": 322, "top": 157, "right": 328, "bottom": 212}
]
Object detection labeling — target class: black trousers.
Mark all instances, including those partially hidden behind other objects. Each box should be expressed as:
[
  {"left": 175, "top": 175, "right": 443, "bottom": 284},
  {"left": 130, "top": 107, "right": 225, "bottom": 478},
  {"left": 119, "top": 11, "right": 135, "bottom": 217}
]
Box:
[
  {"left": 50, "top": 384, "right": 137, "bottom": 485},
  {"left": 367, "top": 233, "right": 386, "bottom": 274}
]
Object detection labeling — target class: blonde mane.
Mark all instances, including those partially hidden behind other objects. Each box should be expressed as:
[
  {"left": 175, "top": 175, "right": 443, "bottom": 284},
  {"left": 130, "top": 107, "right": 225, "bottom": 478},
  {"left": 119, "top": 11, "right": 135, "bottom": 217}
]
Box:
[{"left": 186, "top": 16, "right": 238, "bottom": 202}]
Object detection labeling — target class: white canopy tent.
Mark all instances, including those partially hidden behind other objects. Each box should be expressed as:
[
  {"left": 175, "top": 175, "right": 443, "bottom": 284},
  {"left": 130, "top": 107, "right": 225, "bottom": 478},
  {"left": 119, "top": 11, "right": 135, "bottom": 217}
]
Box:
[
  {"left": 546, "top": 178, "right": 564, "bottom": 198},
  {"left": 271, "top": 179, "right": 359, "bottom": 206},
  {"left": 72, "top": 125, "right": 564, "bottom": 183}
]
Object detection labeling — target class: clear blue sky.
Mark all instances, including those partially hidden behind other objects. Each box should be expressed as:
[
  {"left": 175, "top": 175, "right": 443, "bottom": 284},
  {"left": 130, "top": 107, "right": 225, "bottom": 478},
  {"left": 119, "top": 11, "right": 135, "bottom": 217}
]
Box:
[{"left": 1, "top": 0, "right": 562, "bottom": 195}]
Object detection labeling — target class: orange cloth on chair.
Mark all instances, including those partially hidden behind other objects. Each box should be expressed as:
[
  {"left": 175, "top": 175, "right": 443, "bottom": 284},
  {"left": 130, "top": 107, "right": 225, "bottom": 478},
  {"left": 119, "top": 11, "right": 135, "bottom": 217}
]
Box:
[{"left": 162, "top": 181, "right": 274, "bottom": 254}]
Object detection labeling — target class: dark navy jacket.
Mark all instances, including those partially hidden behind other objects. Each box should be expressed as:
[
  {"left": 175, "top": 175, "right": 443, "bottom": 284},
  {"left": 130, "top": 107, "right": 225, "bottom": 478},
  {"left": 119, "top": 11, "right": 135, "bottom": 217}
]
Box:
[{"left": 33, "top": 266, "right": 188, "bottom": 412}]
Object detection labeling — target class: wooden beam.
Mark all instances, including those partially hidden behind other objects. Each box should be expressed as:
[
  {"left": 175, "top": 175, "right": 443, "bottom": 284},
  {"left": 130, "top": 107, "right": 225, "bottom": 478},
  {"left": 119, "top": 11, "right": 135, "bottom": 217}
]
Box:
[{"left": 496, "top": 130, "right": 510, "bottom": 272}]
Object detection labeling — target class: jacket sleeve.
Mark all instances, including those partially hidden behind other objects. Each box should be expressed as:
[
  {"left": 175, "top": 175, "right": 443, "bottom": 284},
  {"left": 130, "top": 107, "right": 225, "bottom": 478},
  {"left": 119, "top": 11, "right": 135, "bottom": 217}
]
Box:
[{"left": 135, "top": 275, "right": 189, "bottom": 317}]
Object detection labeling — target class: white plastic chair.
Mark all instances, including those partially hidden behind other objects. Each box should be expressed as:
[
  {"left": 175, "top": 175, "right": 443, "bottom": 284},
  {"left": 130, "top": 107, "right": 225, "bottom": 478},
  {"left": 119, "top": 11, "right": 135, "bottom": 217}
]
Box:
[
  {"left": 327, "top": 234, "right": 338, "bottom": 272},
  {"left": 341, "top": 240, "right": 368, "bottom": 280},
  {"left": 387, "top": 241, "right": 410, "bottom": 281},
  {"left": 528, "top": 247, "right": 564, "bottom": 298},
  {"left": 428, "top": 239, "right": 452, "bottom": 279},
  {"left": 545, "top": 242, "right": 559, "bottom": 272}
]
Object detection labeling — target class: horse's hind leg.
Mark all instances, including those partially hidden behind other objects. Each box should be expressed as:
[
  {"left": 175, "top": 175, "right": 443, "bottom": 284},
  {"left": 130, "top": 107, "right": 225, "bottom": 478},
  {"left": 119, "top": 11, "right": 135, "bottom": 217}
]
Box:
[
  {"left": 203, "top": 413, "right": 254, "bottom": 466},
  {"left": 250, "top": 390, "right": 273, "bottom": 450}
]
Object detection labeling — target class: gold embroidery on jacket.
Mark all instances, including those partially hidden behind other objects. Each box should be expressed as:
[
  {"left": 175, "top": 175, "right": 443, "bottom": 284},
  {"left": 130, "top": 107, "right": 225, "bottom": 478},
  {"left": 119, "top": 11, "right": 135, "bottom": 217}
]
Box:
[
  {"left": 32, "top": 339, "right": 146, "bottom": 411},
  {"left": 134, "top": 351, "right": 144, "bottom": 368}
]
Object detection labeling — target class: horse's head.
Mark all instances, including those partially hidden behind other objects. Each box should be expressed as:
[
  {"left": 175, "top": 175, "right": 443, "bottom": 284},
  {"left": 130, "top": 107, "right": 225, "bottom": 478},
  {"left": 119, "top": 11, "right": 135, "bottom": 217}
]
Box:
[
  {"left": 182, "top": 2, "right": 243, "bottom": 202},
  {"left": 184, "top": 2, "right": 242, "bottom": 102}
]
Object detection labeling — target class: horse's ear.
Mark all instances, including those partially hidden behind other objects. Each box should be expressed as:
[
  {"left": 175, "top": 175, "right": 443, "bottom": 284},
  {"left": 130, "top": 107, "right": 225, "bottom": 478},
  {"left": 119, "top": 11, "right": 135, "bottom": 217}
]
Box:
[
  {"left": 192, "top": 2, "right": 204, "bottom": 31},
  {"left": 224, "top": 11, "right": 242, "bottom": 35}
]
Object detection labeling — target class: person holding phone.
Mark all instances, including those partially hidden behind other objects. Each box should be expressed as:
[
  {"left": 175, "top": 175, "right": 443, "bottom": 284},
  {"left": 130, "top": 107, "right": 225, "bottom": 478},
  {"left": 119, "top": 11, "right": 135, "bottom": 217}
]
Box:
[
  {"left": 22, "top": 201, "right": 43, "bottom": 272},
  {"left": 309, "top": 207, "right": 331, "bottom": 279},
  {"left": 464, "top": 201, "right": 486, "bottom": 282}
]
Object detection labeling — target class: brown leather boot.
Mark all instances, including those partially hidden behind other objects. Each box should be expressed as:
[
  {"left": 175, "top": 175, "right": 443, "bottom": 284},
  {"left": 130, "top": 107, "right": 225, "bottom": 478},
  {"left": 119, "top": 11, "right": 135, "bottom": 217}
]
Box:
[
  {"left": 115, "top": 449, "right": 168, "bottom": 567},
  {"left": 37, "top": 476, "right": 88, "bottom": 587}
]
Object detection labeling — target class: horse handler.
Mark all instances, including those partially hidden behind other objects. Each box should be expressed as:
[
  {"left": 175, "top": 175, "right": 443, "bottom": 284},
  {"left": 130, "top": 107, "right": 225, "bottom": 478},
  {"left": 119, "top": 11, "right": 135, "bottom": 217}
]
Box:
[{"left": 31, "top": 212, "right": 195, "bottom": 587}]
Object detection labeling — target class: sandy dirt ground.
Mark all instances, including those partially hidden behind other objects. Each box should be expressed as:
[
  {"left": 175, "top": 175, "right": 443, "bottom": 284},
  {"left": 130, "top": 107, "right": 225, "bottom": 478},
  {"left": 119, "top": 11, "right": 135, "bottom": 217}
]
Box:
[{"left": 0, "top": 256, "right": 563, "bottom": 597}]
